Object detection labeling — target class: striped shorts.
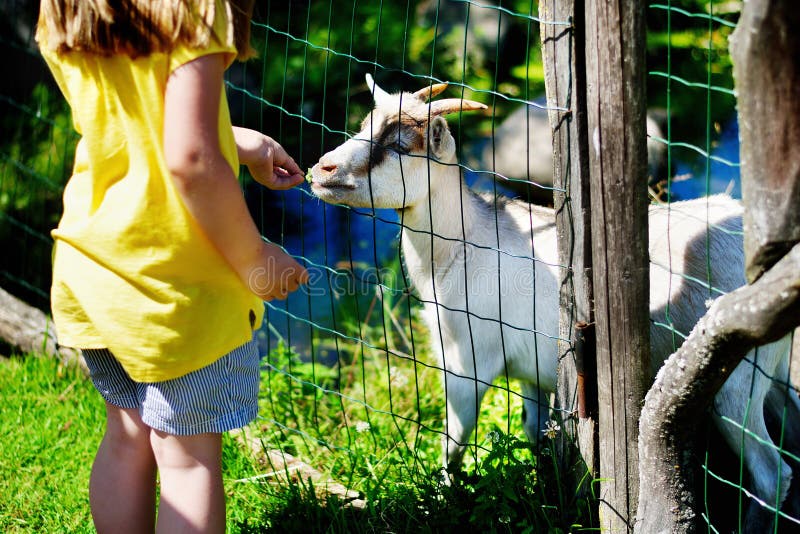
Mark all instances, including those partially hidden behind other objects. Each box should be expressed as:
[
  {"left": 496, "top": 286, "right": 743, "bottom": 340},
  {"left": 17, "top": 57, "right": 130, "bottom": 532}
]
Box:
[{"left": 82, "top": 338, "right": 260, "bottom": 435}]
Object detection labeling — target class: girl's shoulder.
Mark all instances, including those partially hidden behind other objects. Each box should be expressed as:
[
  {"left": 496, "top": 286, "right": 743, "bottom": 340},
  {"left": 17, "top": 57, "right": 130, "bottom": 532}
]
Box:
[{"left": 169, "top": 0, "right": 239, "bottom": 75}]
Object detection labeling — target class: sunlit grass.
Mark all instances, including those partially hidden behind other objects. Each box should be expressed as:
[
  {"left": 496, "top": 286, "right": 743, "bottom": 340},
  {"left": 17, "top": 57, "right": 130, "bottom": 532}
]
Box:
[
  {"left": 0, "top": 355, "right": 98, "bottom": 533},
  {"left": 239, "top": 305, "right": 596, "bottom": 532},
  {"left": 0, "top": 354, "right": 280, "bottom": 533},
  {"left": 0, "top": 310, "right": 595, "bottom": 533}
]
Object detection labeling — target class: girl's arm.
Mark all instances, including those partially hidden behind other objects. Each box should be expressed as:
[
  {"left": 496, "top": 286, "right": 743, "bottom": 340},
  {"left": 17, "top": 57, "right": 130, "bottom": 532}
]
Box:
[{"left": 163, "top": 53, "right": 307, "bottom": 301}]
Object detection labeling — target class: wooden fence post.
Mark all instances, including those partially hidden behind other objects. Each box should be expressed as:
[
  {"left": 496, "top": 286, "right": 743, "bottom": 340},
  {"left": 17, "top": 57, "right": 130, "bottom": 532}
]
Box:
[
  {"left": 539, "top": 0, "right": 598, "bottom": 483},
  {"left": 584, "top": 0, "right": 650, "bottom": 531}
]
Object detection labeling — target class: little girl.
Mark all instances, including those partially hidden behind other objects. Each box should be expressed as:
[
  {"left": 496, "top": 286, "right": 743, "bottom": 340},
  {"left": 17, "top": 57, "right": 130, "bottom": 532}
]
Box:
[{"left": 36, "top": 0, "right": 307, "bottom": 531}]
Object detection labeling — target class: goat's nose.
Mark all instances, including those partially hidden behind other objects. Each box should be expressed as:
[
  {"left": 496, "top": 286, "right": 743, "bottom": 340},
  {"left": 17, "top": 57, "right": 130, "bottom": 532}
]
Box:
[
  {"left": 315, "top": 156, "right": 338, "bottom": 177},
  {"left": 320, "top": 163, "right": 338, "bottom": 175}
]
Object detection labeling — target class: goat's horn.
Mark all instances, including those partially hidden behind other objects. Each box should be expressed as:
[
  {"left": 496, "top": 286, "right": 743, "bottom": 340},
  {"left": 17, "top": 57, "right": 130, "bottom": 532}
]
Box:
[
  {"left": 413, "top": 82, "right": 449, "bottom": 101},
  {"left": 429, "top": 98, "right": 488, "bottom": 116},
  {"left": 365, "top": 73, "right": 391, "bottom": 104}
]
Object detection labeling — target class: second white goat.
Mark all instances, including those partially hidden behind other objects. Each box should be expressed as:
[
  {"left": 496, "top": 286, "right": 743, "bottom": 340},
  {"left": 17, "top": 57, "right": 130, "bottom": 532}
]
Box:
[{"left": 310, "top": 74, "right": 799, "bottom": 529}]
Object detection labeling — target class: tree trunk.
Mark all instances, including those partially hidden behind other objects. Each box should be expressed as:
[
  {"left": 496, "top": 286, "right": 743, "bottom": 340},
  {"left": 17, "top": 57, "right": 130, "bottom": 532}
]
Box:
[
  {"left": 635, "top": 1, "right": 800, "bottom": 530},
  {"left": 635, "top": 244, "right": 800, "bottom": 533},
  {"left": 0, "top": 286, "right": 82, "bottom": 367},
  {"left": 729, "top": 0, "right": 800, "bottom": 283}
]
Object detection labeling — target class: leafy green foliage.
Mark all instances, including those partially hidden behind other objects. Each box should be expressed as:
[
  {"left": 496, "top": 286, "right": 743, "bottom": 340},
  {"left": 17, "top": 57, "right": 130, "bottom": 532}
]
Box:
[
  {"left": 0, "top": 83, "right": 76, "bottom": 307},
  {"left": 646, "top": 1, "right": 740, "bottom": 144},
  {"left": 0, "top": 84, "right": 75, "bottom": 208},
  {"left": 243, "top": 323, "right": 597, "bottom": 532},
  {"left": 240, "top": 428, "right": 596, "bottom": 533},
  {"left": 229, "top": 1, "right": 546, "bottom": 169}
]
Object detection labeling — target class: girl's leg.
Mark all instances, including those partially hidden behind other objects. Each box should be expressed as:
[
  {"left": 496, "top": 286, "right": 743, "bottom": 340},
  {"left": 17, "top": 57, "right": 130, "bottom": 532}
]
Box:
[
  {"left": 150, "top": 430, "right": 225, "bottom": 534},
  {"left": 90, "top": 403, "right": 157, "bottom": 533}
]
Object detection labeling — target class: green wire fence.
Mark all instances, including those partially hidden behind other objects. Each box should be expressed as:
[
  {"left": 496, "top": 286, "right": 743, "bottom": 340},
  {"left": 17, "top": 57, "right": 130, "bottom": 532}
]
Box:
[{"left": 1, "top": 0, "right": 798, "bottom": 531}]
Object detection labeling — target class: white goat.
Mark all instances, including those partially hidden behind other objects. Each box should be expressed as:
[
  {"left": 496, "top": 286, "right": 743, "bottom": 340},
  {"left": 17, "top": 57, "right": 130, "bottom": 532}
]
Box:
[{"left": 310, "top": 74, "right": 799, "bottom": 528}]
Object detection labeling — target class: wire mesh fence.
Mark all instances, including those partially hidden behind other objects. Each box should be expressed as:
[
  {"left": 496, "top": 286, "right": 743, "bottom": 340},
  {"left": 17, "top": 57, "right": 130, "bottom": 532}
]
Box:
[
  {"left": 1, "top": 0, "right": 798, "bottom": 531},
  {"left": 235, "top": 3, "right": 569, "bottom": 521}
]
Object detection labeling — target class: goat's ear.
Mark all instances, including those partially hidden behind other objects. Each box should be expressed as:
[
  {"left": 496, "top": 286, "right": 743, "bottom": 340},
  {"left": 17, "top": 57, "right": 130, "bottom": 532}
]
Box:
[
  {"left": 365, "top": 73, "right": 391, "bottom": 107},
  {"left": 428, "top": 116, "right": 456, "bottom": 159}
]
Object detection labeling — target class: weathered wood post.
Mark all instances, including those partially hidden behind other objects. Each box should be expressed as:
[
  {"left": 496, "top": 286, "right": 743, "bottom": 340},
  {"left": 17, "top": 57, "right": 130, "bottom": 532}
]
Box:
[
  {"left": 584, "top": 0, "right": 650, "bottom": 531},
  {"left": 539, "top": 0, "right": 598, "bottom": 483}
]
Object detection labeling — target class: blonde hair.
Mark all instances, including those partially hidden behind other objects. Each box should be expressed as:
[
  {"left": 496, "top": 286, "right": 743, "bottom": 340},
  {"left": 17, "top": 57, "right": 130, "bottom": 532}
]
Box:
[{"left": 36, "top": 0, "right": 256, "bottom": 60}]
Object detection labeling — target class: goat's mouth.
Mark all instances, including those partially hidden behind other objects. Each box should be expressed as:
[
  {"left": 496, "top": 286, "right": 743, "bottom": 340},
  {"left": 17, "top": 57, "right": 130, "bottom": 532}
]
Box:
[
  {"left": 310, "top": 181, "right": 357, "bottom": 192},
  {"left": 309, "top": 179, "right": 358, "bottom": 205}
]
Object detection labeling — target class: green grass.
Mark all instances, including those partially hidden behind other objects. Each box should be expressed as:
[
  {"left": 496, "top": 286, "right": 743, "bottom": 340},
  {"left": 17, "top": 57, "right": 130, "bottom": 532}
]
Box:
[
  {"left": 235, "top": 313, "right": 598, "bottom": 532},
  {"left": 0, "top": 354, "right": 98, "bottom": 532},
  {"left": 0, "top": 342, "right": 597, "bottom": 533},
  {"left": 0, "top": 354, "right": 274, "bottom": 533}
]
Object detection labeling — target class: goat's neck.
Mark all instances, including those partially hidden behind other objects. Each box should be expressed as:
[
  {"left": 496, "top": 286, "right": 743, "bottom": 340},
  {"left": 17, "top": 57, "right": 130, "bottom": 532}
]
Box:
[{"left": 398, "top": 163, "right": 478, "bottom": 278}]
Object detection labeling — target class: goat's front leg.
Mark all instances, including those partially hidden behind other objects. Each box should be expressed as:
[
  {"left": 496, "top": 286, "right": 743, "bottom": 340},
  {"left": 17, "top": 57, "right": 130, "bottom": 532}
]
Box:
[
  {"left": 714, "top": 346, "right": 793, "bottom": 533},
  {"left": 441, "top": 369, "right": 490, "bottom": 473},
  {"left": 764, "top": 347, "right": 800, "bottom": 523},
  {"left": 519, "top": 382, "right": 552, "bottom": 448}
]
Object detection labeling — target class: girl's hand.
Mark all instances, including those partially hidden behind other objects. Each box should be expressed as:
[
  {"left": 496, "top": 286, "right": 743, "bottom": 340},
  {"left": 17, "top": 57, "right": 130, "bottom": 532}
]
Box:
[
  {"left": 246, "top": 241, "right": 309, "bottom": 301},
  {"left": 233, "top": 127, "right": 304, "bottom": 190}
]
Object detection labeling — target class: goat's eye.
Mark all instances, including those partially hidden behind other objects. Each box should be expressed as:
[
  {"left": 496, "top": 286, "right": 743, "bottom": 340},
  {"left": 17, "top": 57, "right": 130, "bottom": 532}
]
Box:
[{"left": 387, "top": 142, "right": 408, "bottom": 155}]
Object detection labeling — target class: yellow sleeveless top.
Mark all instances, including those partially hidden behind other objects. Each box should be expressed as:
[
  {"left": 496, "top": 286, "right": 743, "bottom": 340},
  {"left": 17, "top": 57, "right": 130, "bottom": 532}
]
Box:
[{"left": 37, "top": 1, "right": 264, "bottom": 382}]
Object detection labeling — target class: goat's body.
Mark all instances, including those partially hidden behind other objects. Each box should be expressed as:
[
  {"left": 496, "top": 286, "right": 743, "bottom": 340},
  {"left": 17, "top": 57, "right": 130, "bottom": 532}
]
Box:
[
  {"left": 404, "top": 182, "right": 797, "bottom": 527},
  {"left": 399, "top": 176, "right": 560, "bottom": 463},
  {"left": 400, "top": 181, "right": 561, "bottom": 387},
  {"left": 310, "top": 75, "right": 799, "bottom": 528},
  {"left": 648, "top": 197, "right": 746, "bottom": 364}
]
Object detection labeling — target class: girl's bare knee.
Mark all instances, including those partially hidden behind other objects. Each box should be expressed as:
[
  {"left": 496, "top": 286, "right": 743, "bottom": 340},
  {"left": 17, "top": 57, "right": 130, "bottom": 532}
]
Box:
[
  {"left": 150, "top": 430, "right": 222, "bottom": 470},
  {"left": 103, "top": 404, "right": 152, "bottom": 458}
]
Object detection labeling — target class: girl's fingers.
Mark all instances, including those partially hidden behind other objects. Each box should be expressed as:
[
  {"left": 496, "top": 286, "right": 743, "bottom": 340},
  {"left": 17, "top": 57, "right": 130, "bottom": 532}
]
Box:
[{"left": 272, "top": 167, "right": 305, "bottom": 188}]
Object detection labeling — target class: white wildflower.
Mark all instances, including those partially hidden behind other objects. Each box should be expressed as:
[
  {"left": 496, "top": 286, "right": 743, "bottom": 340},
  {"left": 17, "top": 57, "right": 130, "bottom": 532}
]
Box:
[
  {"left": 389, "top": 366, "right": 408, "bottom": 388},
  {"left": 355, "top": 421, "right": 371, "bottom": 433},
  {"left": 542, "top": 419, "right": 561, "bottom": 440}
]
